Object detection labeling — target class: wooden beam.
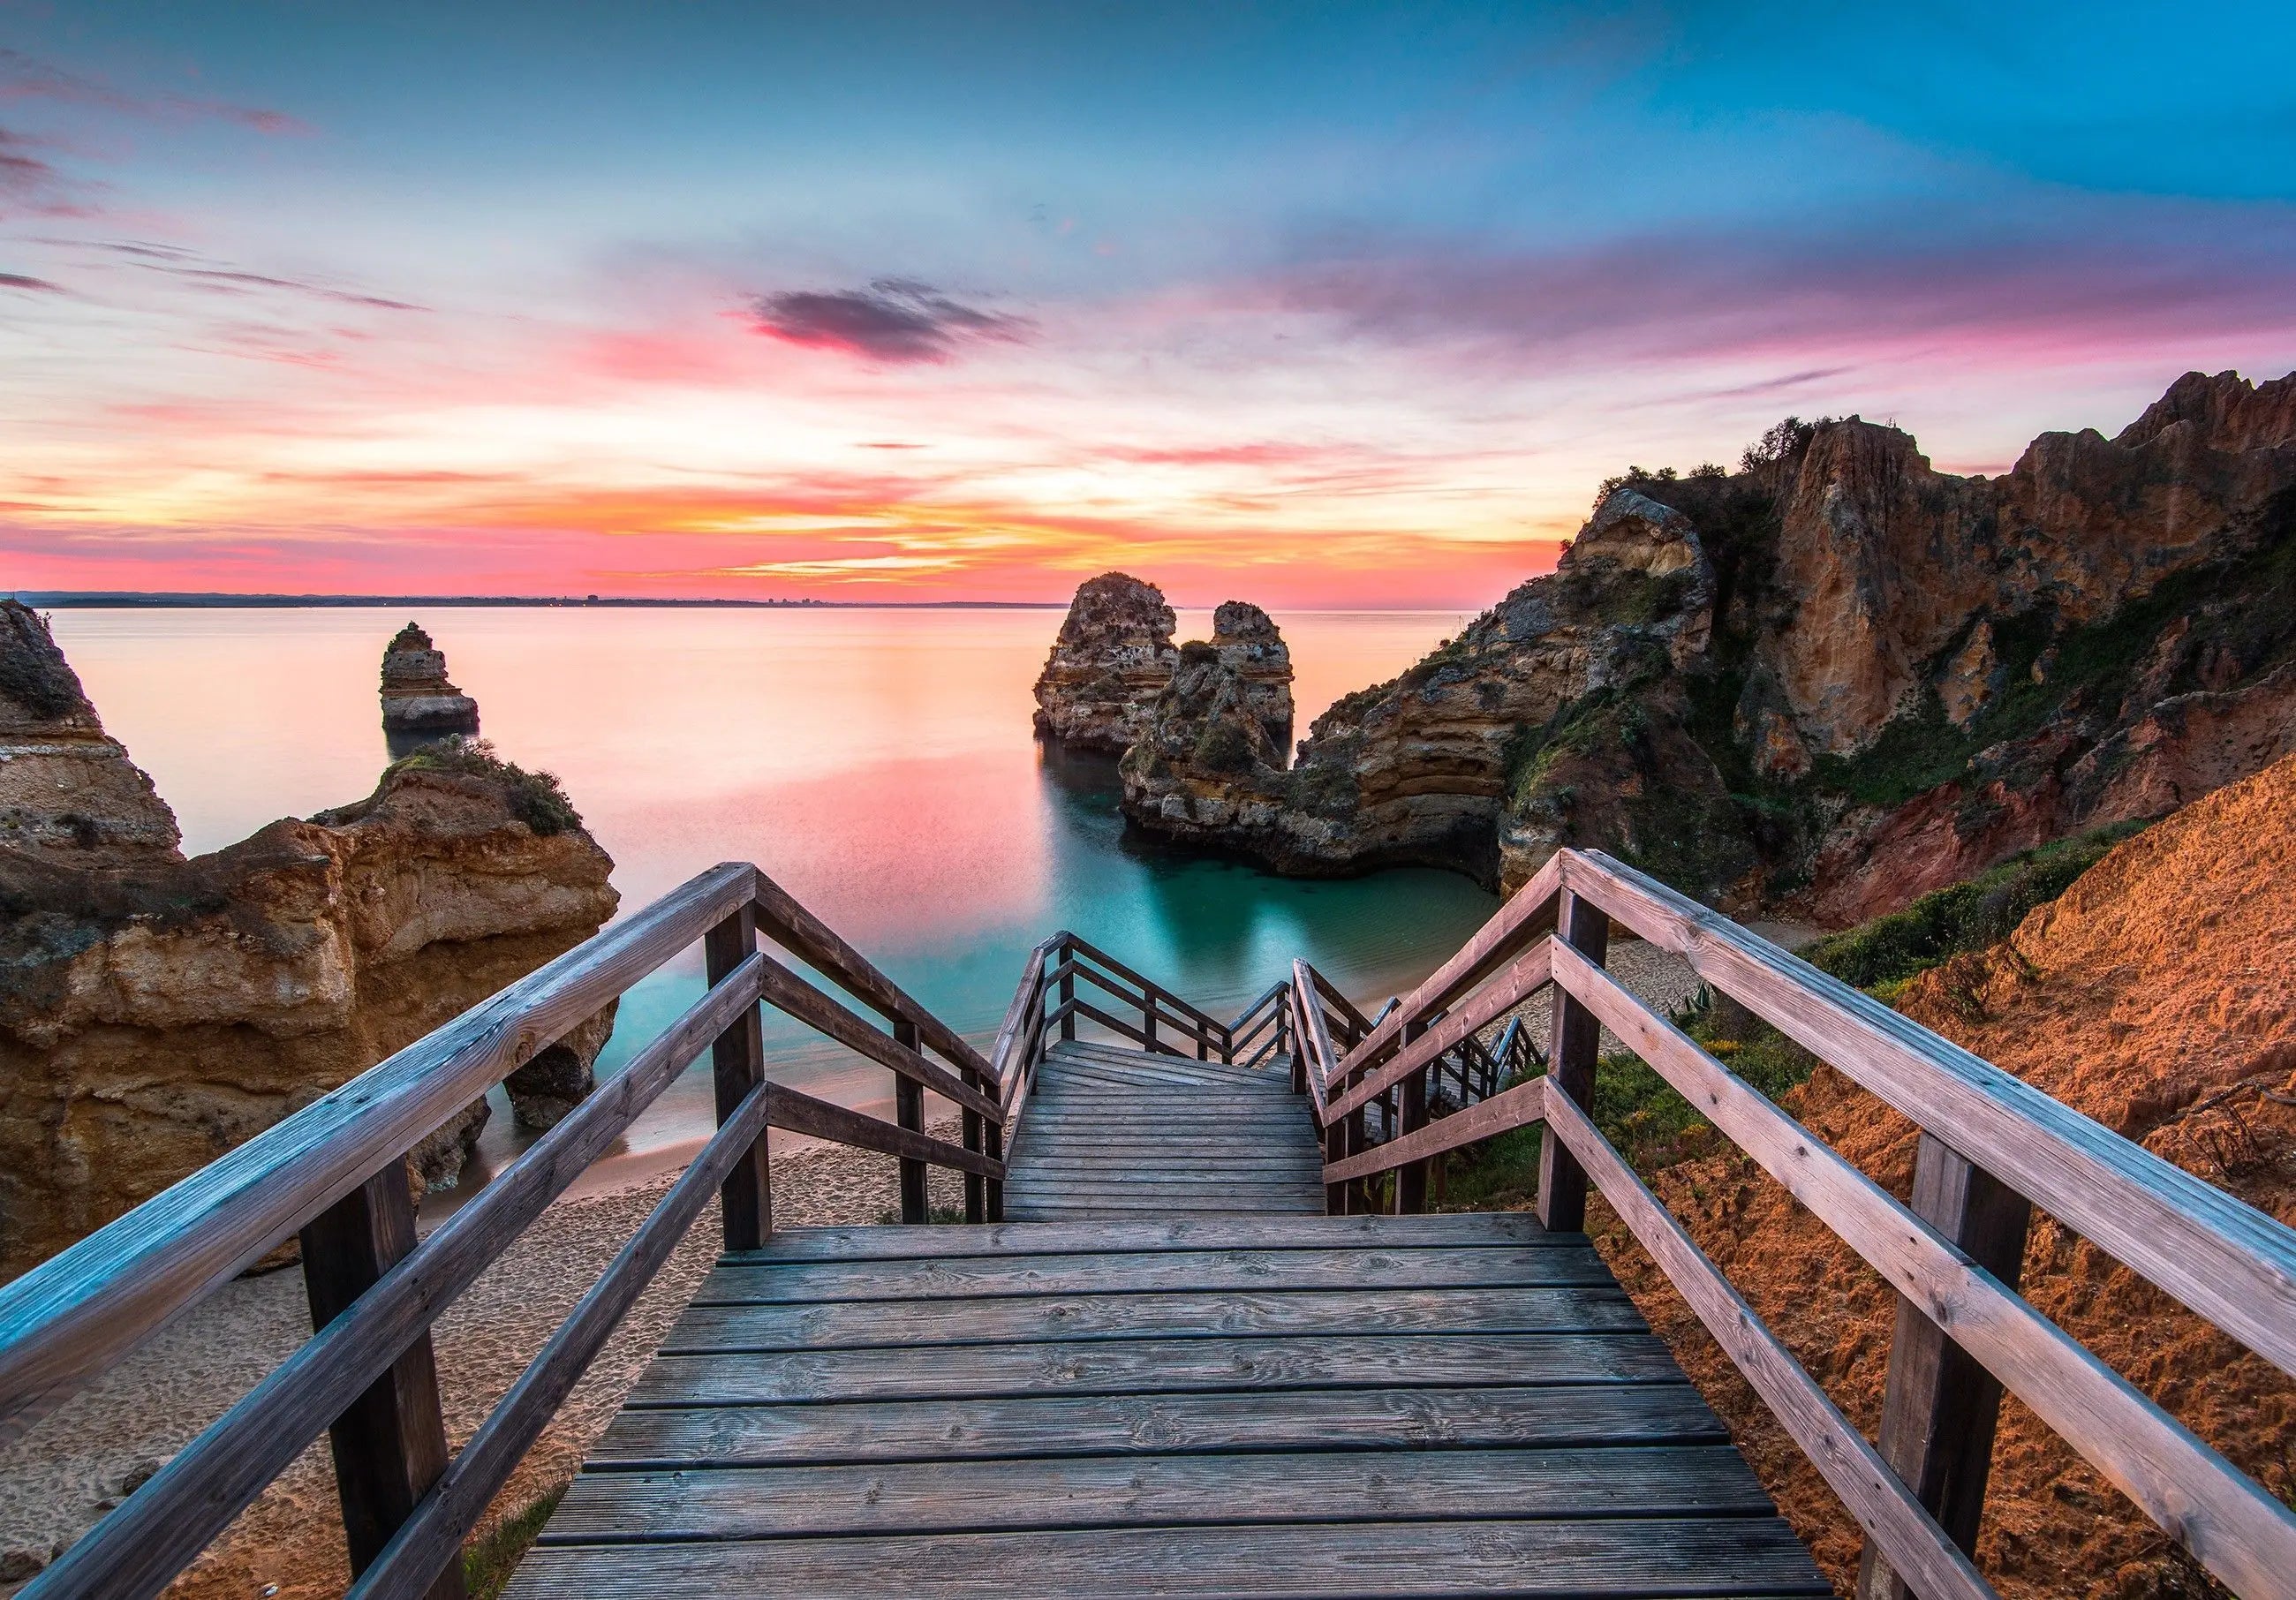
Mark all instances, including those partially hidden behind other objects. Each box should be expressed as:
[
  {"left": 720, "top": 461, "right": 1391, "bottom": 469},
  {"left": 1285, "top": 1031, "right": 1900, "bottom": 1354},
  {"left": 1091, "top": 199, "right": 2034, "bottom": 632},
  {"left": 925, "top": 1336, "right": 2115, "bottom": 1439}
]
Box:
[
  {"left": 298, "top": 1160, "right": 464, "bottom": 1600},
  {"left": 1324, "top": 943, "right": 1552, "bottom": 1121},
  {"left": 750, "top": 869, "right": 993, "bottom": 1079},
  {"left": 0, "top": 859, "right": 756, "bottom": 1444},
  {"left": 894, "top": 1017, "right": 927, "bottom": 1224},
  {"left": 753, "top": 954, "right": 1001, "bottom": 1121},
  {"left": 1860, "top": 1136, "right": 2032, "bottom": 1600},
  {"left": 1537, "top": 894, "right": 1608, "bottom": 1234},
  {"left": 343, "top": 1082, "right": 780, "bottom": 1600},
  {"left": 705, "top": 902, "right": 772, "bottom": 1251},
  {"left": 761, "top": 1084, "right": 1004, "bottom": 1180},
  {"left": 1323, "top": 1076, "right": 1546, "bottom": 1185},
  {"left": 13, "top": 957, "right": 766, "bottom": 1600},
  {"left": 1542, "top": 1088, "right": 1995, "bottom": 1600},
  {"left": 1552, "top": 940, "right": 2296, "bottom": 1600},
  {"left": 1340, "top": 850, "right": 1566, "bottom": 1075},
  {"left": 1561, "top": 848, "right": 2296, "bottom": 1387}
]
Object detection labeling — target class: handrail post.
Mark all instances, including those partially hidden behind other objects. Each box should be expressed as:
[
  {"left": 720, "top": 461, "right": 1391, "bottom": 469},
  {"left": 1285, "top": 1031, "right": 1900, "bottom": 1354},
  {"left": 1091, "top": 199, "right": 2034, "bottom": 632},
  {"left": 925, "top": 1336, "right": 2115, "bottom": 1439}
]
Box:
[
  {"left": 706, "top": 902, "right": 772, "bottom": 1249},
  {"left": 1059, "top": 955, "right": 1076, "bottom": 1042},
  {"left": 961, "top": 1059, "right": 987, "bottom": 1224},
  {"left": 299, "top": 1157, "right": 465, "bottom": 1600},
  {"left": 1395, "top": 1017, "right": 1431, "bottom": 1213},
  {"left": 894, "top": 1017, "right": 927, "bottom": 1224},
  {"left": 1142, "top": 982, "right": 1158, "bottom": 1052},
  {"left": 1537, "top": 889, "right": 1609, "bottom": 1233},
  {"left": 1857, "top": 1135, "right": 2033, "bottom": 1599}
]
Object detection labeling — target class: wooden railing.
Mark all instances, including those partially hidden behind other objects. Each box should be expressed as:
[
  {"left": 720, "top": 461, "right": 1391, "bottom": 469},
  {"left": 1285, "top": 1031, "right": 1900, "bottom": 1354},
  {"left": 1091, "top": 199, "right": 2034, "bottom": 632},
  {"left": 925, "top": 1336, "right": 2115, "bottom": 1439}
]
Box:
[
  {"left": 1289, "top": 847, "right": 2296, "bottom": 1600},
  {"left": 0, "top": 864, "right": 1006, "bottom": 1600},
  {"left": 993, "top": 931, "right": 1295, "bottom": 1150}
]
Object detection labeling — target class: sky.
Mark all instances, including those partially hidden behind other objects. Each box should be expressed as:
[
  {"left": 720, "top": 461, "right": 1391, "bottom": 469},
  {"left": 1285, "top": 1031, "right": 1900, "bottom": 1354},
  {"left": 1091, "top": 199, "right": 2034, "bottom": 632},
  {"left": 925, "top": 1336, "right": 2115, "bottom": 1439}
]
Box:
[{"left": 2, "top": 2, "right": 2293, "bottom": 606}]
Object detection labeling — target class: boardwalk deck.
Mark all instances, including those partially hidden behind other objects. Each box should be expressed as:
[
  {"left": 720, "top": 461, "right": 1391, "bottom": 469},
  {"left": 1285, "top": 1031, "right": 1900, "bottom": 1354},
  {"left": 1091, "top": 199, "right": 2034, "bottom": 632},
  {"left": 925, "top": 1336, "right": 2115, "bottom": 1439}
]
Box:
[{"left": 504, "top": 1039, "right": 1824, "bottom": 1598}]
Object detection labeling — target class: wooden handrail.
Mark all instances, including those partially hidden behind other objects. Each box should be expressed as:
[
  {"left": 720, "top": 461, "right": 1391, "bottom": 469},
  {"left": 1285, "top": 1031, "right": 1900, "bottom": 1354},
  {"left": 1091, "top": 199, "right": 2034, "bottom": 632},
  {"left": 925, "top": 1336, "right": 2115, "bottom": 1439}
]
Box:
[
  {"left": 1305, "top": 846, "right": 2296, "bottom": 1599},
  {"left": 0, "top": 860, "right": 758, "bottom": 1443},
  {"left": 2, "top": 860, "right": 1013, "bottom": 1600},
  {"left": 1051, "top": 932, "right": 1234, "bottom": 1041}
]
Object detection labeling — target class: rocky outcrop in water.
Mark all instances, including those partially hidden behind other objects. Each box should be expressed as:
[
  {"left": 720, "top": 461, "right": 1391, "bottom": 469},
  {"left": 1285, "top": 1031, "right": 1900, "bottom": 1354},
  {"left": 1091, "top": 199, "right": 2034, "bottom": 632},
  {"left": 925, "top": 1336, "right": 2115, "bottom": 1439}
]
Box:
[
  {"left": 381, "top": 622, "right": 480, "bottom": 756},
  {"left": 1119, "top": 606, "right": 1297, "bottom": 846},
  {"left": 0, "top": 603, "right": 182, "bottom": 868},
  {"left": 1031, "top": 573, "right": 1179, "bottom": 751},
  {"left": 1154, "top": 370, "right": 2296, "bottom": 920},
  {"left": 0, "top": 631, "right": 619, "bottom": 1276}
]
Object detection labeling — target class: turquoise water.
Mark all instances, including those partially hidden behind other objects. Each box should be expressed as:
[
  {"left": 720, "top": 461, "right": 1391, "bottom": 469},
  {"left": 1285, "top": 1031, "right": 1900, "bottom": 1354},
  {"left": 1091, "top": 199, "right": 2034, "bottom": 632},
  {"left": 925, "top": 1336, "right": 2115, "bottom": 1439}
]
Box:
[{"left": 48, "top": 606, "right": 1494, "bottom": 1189}]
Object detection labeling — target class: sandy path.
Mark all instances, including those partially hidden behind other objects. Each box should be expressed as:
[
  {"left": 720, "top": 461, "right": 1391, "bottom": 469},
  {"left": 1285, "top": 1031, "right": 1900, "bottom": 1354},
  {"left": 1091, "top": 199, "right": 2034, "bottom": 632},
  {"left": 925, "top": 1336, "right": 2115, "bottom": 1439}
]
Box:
[{"left": 0, "top": 1124, "right": 971, "bottom": 1596}]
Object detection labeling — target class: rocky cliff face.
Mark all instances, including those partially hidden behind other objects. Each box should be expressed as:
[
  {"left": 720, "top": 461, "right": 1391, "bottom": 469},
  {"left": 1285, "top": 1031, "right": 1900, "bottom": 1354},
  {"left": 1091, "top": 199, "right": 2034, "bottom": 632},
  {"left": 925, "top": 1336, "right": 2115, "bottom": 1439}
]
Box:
[
  {"left": 0, "top": 603, "right": 182, "bottom": 868},
  {"left": 0, "top": 630, "right": 619, "bottom": 1277},
  {"left": 1031, "top": 573, "right": 1179, "bottom": 751},
  {"left": 1150, "top": 370, "right": 2296, "bottom": 920},
  {"left": 381, "top": 621, "right": 480, "bottom": 756},
  {"left": 1117, "top": 604, "right": 1295, "bottom": 847}
]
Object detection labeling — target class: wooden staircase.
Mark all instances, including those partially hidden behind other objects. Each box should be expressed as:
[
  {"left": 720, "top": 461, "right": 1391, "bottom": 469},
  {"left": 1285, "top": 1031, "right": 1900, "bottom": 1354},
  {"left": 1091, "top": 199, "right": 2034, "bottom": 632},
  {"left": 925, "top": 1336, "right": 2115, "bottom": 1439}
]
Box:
[{"left": 1002, "top": 1039, "right": 1325, "bottom": 1219}]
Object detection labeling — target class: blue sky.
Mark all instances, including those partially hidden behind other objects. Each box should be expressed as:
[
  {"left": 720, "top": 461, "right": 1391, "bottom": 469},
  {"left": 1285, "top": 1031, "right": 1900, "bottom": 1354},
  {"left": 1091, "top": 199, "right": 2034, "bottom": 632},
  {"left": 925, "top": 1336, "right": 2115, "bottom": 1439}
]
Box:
[{"left": 3, "top": 1, "right": 2292, "bottom": 600}]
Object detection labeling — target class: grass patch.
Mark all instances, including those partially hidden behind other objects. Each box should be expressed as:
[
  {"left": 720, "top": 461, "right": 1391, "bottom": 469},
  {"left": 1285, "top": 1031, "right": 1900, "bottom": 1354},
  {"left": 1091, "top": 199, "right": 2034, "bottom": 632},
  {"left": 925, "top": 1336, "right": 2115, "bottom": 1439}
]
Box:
[
  {"left": 1797, "top": 820, "right": 2146, "bottom": 989},
  {"left": 463, "top": 1487, "right": 563, "bottom": 1599}
]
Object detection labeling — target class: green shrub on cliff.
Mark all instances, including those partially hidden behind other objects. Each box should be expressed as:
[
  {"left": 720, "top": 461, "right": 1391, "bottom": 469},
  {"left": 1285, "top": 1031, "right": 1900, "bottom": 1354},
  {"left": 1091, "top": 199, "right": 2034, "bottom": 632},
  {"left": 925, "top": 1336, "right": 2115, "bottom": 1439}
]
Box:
[{"left": 385, "top": 737, "right": 583, "bottom": 836}]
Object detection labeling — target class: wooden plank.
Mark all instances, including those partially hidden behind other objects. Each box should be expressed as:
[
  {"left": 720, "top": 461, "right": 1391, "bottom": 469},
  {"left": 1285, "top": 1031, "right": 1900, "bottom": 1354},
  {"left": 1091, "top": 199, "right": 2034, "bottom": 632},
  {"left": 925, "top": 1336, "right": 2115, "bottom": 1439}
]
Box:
[
  {"left": 1325, "top": 943, "right": 1552, "bottom": 1121},
  {"left": 652, "top": 1285, "right": 1644, "bottom": 1355},
  {"left": 638, "top": 1329, "right": 1686, "bottom": 1406},
  {"left": 1541, "top": 1088, "right": 1993, "bottom": 1600},
  {"left": 1340, "top": 850, "right": 1565, "bottom": 1076},
  {"left": 754, "top": 952, "right": 1000, "bottom": 1121},
  {"left": 1860, "top": 1135, "right": 2032, "bottom": 1600},
  {"left": 340, "top": 1081, "right": 781, "bottom": 1600},
  {"left": 705, "top": 903, "right": 772, "bottom": 1251},
  {"left": 1537, "top": 890, "right": 1608, "bottom": 1233},
  {"left": 298, "top": 1160, "right": 463, "bottom": 1600},
  {"left": 502, "top": 1514, "right": 1829, "bottom": 1597},
  {"left": 728, "top": 1216, "right": 1567, "bottom": 1260},
  {"left": 590, "top": 1381, "right": 1732, "bottom": 1467},
  {"left": 1561, "top": 848, "right": 2296, "bottom": 1386},
  {"left": 10, "top": 951, "right": 773, "bottom": 1600},
  {"left": 1325, "top": 1077, "right": 1546, "bottom": 1185},
  {"left": 751, "top": 867, "right": 993, "bottom": 1080},
  {"left": 0, "top": 859, "right": 758, "bottom": 1441},
  {"left": 696, "top": 1244, "right": 1612, "bottom": 1302},
  {"left": 762, "top": 1084, "right": 1002, "bottom": 1180},
  {"left": 543, "top": 1445, "right": 1777, "bottom": 1540},
  {"left": 1554, "top": 940, "right": 2296, "bottom": 1600}
]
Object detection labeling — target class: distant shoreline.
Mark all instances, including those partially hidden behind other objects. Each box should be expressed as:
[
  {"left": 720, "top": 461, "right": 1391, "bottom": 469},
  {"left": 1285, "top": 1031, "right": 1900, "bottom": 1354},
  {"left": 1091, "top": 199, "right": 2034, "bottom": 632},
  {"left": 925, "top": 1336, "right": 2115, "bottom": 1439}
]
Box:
[{"left": 11, "top": 592, "right": 1067, "bottom": 609}]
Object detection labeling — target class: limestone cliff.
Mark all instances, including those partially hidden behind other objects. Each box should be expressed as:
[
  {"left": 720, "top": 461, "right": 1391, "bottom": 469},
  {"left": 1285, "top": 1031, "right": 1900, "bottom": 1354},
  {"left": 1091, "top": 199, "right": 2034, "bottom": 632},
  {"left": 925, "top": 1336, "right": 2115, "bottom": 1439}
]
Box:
[
  {"left": 1031, "top": 573, "right": 1178, "bottom": 751},
  {"left": 381, "top": 621, "right": 480, "bottom": 757},
  {"left": 1118, "top": 604, "right": 1295, "bottom": 846},
  {"left": 1154, "top": 370, "right": 2296, "bottom": 920},
  {"left": 0, "top": 603, "right": 182, "bottom": 868},
  {"left": 0, "top": 630, "right": 620, "bottom": 1277}
]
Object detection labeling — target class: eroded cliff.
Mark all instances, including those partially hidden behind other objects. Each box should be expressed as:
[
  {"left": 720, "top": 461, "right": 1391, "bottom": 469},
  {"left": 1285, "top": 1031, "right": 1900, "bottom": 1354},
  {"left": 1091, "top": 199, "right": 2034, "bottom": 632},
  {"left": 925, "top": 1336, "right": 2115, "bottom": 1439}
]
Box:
[
  {"left": 1145, "top": 370, "right": 2296, "bottom": 922},
  {"left": 1031, "top": 572, "right": 1179, "bottom": 751},
  {"left": 0, "top": 615, "right": 619, "bottom": 1277}
]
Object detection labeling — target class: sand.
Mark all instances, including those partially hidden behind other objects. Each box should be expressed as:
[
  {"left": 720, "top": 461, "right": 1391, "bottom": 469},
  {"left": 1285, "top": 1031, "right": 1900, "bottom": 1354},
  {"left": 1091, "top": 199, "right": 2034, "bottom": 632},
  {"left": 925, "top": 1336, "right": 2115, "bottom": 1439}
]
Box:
[{"left": 0, "top": 1123, "right": 971, "bottom": 1596}]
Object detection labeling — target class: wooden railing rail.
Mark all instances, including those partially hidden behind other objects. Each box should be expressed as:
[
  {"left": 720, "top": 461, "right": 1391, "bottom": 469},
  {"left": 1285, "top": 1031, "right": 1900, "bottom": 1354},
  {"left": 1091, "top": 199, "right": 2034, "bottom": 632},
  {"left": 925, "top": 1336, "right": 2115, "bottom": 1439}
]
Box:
[
  {"left": 1292, "top": 847, "right": 2296, "bottom": 1600},
  {"left": 0, "top": 862, "right": 1010, "bottom": 1600}
]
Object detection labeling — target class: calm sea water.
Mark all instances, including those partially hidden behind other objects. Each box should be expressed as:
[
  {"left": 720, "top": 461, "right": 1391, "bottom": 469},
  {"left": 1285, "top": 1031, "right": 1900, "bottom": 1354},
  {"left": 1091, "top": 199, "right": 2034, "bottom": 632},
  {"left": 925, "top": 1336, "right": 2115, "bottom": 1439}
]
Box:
[{"left": 48, "top": 606, "right": 1494, "bottom": 1195}]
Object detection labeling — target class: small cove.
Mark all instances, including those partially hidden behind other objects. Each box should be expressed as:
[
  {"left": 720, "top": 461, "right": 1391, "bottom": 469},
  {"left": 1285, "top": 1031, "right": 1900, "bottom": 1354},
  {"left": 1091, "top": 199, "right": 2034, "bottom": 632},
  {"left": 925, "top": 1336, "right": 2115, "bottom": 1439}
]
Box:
[{"left": 49, "top": 604, "right": 1496, "bottom": 1202}]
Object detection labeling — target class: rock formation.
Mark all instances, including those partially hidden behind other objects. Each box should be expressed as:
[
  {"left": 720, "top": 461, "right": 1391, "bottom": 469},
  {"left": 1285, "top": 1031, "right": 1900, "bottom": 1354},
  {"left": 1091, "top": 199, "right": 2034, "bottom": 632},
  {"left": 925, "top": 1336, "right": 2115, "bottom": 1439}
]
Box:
[
  {"left": 0, "top": 626, "right": 619, "bottom": 1277},
  {"left": 1598, "top": 751, "right": 2296, "bottom": 1594},
  {"left": 381, "top": 621, "right": 480, "bottom": 756},
  {"left": 1118, "top": 605, "right": 1296, "bottom": 846},
  {"left": 0, "top": 602, "right": 182, "bottom": 867},
  {"left": 1031, "top": 573, "right": 1178, "bottom": 751},
  {"left": 1152, "top": 370, "right": 2296, "bottom": 922}
]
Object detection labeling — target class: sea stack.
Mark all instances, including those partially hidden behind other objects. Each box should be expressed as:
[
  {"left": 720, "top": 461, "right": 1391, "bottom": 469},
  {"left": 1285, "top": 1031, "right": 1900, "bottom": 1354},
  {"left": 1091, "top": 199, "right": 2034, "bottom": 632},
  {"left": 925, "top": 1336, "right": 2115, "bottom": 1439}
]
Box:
[
  {"left": 381, "top": 621, "right": 480, "bottom": 755},
  {"left": 0, "top": 600, "right": 182, "bottom": 866},
  {"left": 1119, "top": 605, "right": 1297, "bottom": 849},
  {"left": 1031, "top": 573, "right": 1179, "bottom": 751}
]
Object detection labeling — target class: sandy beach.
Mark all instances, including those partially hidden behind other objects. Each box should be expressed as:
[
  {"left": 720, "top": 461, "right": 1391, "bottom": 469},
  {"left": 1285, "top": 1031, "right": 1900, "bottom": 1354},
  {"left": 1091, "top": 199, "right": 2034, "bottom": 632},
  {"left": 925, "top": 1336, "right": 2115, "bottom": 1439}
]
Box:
[{"left": 0, "top": 1125, "right": 972, "bottom": 1597}]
